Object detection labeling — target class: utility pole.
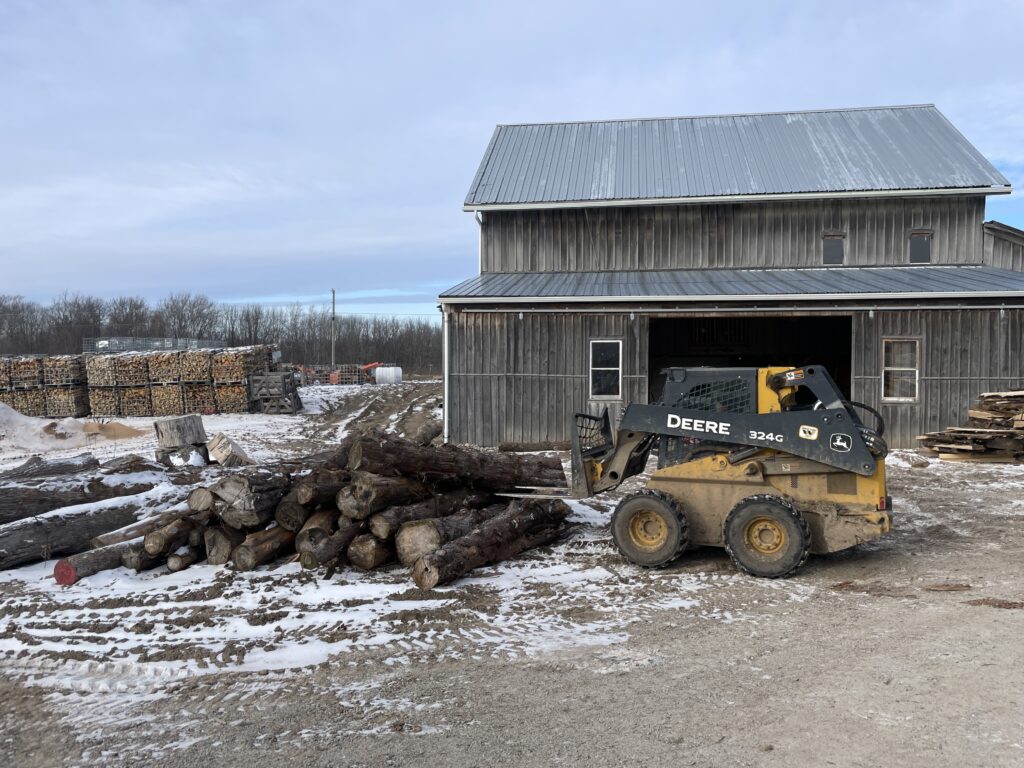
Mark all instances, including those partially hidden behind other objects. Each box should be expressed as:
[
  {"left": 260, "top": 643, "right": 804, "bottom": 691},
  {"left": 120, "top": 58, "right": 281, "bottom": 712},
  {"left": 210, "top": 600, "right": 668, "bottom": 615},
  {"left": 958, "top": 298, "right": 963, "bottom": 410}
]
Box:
[{"left": 331, "top": 288, "right": 337, "bottom": 369}]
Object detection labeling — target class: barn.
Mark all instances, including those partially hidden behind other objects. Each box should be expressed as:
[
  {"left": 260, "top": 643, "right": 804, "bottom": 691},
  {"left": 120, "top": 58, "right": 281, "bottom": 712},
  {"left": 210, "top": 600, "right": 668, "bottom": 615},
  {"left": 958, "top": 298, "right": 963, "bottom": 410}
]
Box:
[{"left": 439, "top": 105, "right": 1024, "bottom": 449}]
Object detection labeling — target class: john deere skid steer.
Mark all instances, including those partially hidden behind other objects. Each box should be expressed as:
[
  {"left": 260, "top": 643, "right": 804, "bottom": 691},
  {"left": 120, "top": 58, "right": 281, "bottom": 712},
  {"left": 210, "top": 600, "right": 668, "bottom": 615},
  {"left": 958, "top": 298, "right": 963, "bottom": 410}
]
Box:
[{"left": 569, "top": 365, "right": 891, "bottom": 578}]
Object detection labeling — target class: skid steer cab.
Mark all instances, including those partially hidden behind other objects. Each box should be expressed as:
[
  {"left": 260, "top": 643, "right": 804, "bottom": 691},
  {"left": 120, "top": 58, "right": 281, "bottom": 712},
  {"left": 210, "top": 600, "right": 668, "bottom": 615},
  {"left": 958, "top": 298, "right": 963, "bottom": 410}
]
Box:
[{"left": 570, "top": 365, "right": 891, "bottom": 578}]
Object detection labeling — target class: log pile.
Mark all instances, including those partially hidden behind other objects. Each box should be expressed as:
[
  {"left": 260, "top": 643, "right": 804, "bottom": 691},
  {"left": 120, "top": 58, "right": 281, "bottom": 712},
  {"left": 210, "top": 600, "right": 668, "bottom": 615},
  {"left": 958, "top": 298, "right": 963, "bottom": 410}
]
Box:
[
  {"left": 0, "top": 358, "right": 10, "bottom": 388},
  {"left": 119, "top": 386, "right": 153, "bottom": 417},
  {"left": 43, "top": 355, "right": 86, "bottom": 386},
  {"left": 212, "top": 346, "right": 271, "bottom": 383},
  {"left": 148, "top": 352, "right": 183, "bottom": 383},
  {"left": 112, "top": 353, "right": 150, "bottom": 386},
  {"left": 85, "top": 355, "right": 117, "bottom": 387},
  {"left": 10, "top": 356, "right": 44, "bottom": 388},
  {"left": 151, "top": 384, "right": 185, "bottom": 417},
  {"left": 45, "top": 386, "right": 90, "bottom": 418},
  {"left": 181, "top": 350, "right": 212, "bottom": 382},
  {"left": 88, "top": 386, "right": 119, "bottom": 416},
  {"left": 13, "top": 388, "right": 47, "bottom": 417},
  {"left": 1, "top": 431, "right": 572, "bottom": 591},
  {"left": 918, "top": 390, "right": 1024, "bottom": 462},
  {"left": 183, "top": 383, "right": 216, "bottom": 414},
  {"left": 214, "top": 384, "right": 250, "bottom": 414}
]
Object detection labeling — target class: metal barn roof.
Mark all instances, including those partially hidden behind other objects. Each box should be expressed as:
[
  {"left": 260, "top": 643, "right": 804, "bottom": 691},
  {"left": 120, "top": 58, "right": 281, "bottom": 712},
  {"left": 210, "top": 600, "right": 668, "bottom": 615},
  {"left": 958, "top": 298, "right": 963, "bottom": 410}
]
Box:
[
  {"left": 439, "top": 265, "right": 1024, "bottom": 304},
  {"left": 464, "top": 105, "right": 1011, "bottom": 210}
]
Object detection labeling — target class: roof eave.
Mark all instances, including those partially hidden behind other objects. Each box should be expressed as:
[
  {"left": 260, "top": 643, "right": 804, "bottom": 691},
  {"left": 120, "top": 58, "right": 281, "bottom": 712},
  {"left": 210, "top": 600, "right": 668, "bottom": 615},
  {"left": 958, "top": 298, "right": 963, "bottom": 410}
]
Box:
[
  {"left": 440, "top": 289, "right": 1024, "bottom": 306},
  {"left": 463, "top": 185, "right": 1012, "bottom": 212}
]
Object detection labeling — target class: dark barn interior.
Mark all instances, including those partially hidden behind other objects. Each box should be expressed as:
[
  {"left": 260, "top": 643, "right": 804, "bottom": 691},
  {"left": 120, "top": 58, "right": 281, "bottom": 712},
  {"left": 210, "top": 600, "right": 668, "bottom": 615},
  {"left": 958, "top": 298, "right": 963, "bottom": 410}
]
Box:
[{"left": 648, "top": 316, "right": 853, "bottom": 403}]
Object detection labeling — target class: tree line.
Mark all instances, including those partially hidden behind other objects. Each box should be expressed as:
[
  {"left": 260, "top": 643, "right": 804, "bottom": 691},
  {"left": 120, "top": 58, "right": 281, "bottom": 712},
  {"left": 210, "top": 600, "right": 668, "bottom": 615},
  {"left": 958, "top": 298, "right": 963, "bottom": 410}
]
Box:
[{"left": 0, "top": 292, "right": 442, "bottom": 374}]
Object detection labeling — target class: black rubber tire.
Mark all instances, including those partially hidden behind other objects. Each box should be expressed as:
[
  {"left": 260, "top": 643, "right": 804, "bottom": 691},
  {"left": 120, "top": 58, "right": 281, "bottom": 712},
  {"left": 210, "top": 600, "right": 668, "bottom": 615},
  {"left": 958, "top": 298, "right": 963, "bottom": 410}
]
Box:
[
  {"left": 611, "top": 490, "right": 688, "bottom": 567},
  {"left": 724, "top": 494, "right": 810, "bottom": 578}
]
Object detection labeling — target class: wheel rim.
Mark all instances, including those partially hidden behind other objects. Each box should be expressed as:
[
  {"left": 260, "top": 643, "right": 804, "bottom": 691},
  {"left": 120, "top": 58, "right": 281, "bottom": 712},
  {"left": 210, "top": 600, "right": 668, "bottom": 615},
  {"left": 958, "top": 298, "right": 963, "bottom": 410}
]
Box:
[
  {"left": 628, "top": 509, "right": 668, "bottom": 550},
  {"left": 744, "top": 516, "right": 786, "bottom": 555}
]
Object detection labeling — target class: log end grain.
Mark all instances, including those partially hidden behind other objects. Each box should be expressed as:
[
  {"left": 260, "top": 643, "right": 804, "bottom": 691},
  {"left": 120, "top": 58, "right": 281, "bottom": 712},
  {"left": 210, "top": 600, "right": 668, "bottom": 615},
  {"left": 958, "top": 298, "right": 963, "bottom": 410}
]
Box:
[
  {"left": 411, "top": 557, "right": 440, "bottom": 590},
  {"left": 53, "top": 559, "right": 79, "bottom": 586}
]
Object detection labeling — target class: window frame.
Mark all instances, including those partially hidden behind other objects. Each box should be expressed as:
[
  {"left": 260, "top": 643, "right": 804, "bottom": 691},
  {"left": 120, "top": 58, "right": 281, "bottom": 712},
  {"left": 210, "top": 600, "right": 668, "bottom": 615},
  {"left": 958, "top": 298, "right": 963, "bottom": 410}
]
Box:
[
  {"left": 909, "top": 230, "right": 933, "bottom": 264},
  {"left": 881, "top": 337, "right": 921, "bottom": 403},
  {"left": 822, "top": 232, "right": 846, "bottom": 265},
  {"left": 589, "top": 338, "right": 623, "bottom": 400}
]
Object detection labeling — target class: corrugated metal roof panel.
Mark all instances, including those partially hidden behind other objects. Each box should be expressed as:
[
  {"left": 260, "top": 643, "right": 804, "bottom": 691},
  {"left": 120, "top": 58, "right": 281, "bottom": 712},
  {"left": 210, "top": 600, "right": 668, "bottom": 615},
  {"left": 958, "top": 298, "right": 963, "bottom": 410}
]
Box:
[
  {"left": 465, "top": 106, "right": 1010, "bottom": 209},
  {"left": 439, "top": 266, "right": 1024, "bottom": 303}
]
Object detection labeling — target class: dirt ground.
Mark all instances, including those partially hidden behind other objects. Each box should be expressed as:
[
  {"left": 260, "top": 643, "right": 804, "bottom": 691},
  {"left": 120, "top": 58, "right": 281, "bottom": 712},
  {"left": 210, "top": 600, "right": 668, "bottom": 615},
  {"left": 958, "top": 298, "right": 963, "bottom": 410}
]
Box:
[{"left": 2, "top": 382, "right": 1023, "bottom": 767}]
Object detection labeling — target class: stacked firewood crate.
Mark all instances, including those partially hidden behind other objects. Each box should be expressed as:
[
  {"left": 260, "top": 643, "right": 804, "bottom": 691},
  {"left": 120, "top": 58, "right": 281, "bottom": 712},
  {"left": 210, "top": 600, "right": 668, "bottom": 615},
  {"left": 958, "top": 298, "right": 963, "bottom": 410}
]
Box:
[
  {"left": 12, "top": 431, "right": 572, "bottom": 589},
  {"left": 918, "top": 390, "right": 1024, "bottom": 462},
  {"left": 0, "top": 356, "right": 89, "bottom": 417}
]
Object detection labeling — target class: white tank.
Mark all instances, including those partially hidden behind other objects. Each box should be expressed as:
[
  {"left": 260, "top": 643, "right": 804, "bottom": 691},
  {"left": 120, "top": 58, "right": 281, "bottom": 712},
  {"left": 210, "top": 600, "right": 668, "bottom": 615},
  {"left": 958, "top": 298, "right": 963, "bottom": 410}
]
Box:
[{"left": 374, "top": 366, "right": 403, "bottom": 385}]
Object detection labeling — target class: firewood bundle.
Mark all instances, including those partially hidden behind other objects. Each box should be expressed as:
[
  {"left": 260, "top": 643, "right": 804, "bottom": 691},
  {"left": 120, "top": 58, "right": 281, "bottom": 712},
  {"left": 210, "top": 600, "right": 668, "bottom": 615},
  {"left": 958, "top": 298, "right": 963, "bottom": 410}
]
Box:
[
  {"left": 45, "top": 387, "right": 90, "bottom": 418},
  {"left": 151, "top": 385, "right": 184, "bottom": 417},
  {"left": 183, "top": 383, "right": 216, "bottom": 414},
  {"left": 7, "top": 433, "right": 572, "bottom": 590},
  {"left": 85, "top": 355, "right": 117, "bottom": 387},
  {"left": 918, "top": 390, "right": 1024, "bottom": 462},
  {"left": 0, "top": 358, "right": 10, "bottom": 389},
  {"left": 10, "top": 356, "right": 44, "bottom": 388},
  {"left": 148, "top": 351, "right": 183, "bottom": 383},
  {"left": 112, "top": 353, "right": 149, "bottom": 386},
  {"left": 213, "top": 347, "right": 267, "bottom": 383},
  {"left": 214, "top": 384, "right": 250, "bottom": 414},
  {"left": 119, "top": 386, "right": 153, "bottom": 417},
  {"left": 181, "top": 350, "right": 213, "bottom": 382},
  {"left": 13, "top": 388, "right": 46, "bottom": 417},
  {"left": 43, "top": 355, "right": 85, "bottom": 386},
  {"left": 88, "top": 387, "right": 119, "bottom": 416}
]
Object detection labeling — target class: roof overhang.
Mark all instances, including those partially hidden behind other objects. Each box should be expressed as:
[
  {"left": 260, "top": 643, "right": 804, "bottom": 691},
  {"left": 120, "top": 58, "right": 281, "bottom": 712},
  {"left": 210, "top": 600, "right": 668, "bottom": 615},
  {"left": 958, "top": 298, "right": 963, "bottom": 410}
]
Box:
[{"left": 464, "top": 185, "right": 1012, "bottom": 213}]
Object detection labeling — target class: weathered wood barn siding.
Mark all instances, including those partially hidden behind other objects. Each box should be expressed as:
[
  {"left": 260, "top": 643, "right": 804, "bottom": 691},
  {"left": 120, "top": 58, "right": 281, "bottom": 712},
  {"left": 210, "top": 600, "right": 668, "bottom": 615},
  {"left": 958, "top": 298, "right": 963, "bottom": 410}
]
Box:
[
  {"left": 480, "top": 196, "right": 985, "bottom": 272},
  {"left": 446, "top": 311, "right": 648, "bottom": 446},
  {"left": 984, "top": 223, "right": 1024, "bottom": 270},
  {"left": 852, "top": 308, "right": 1024, "bottom": 449},
  {"left": 447, "top": 306, "right": 1024, "bottom": 450}
]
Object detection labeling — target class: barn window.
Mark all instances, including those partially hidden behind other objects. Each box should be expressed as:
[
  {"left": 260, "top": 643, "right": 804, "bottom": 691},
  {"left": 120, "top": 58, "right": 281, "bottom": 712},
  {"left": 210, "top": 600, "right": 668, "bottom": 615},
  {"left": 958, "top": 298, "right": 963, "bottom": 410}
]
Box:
[
  {"left": 909, "top": 232, "right": 932, "bottom": 263},
  {"left": 590, "top": 339, "right": 622, "bottom": 399},
  {"left": 881, "top": 338, "right": 919, "bottom": 402},
  {"left": 822, "top": 234, "right": 845, "bottom": 265}
]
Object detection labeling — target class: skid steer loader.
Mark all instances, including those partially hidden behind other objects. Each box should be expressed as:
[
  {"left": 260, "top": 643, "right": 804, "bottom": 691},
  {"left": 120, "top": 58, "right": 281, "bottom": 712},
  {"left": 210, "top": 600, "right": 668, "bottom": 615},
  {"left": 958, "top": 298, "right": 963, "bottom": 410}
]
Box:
[{"left": 568, "top": 365, "right": 891, "bottom": 578}]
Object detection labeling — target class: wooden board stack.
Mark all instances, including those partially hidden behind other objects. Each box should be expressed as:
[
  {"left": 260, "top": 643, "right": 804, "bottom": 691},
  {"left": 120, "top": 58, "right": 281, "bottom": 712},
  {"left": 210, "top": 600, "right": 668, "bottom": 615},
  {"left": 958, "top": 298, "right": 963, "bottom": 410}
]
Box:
[
  {"left": 3, "top": 432, "right": 572, "bottom": 591},
  {"left": 917, "top": 390, "right": 1024, "bottom": 462}
]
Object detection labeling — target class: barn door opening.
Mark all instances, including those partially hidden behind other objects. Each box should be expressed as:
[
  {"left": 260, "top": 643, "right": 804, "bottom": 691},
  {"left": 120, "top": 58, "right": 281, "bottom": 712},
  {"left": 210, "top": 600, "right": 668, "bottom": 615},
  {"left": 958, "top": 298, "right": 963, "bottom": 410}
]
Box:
[{"left": 647, "top": 316, "right": 853, "bottom": 403}]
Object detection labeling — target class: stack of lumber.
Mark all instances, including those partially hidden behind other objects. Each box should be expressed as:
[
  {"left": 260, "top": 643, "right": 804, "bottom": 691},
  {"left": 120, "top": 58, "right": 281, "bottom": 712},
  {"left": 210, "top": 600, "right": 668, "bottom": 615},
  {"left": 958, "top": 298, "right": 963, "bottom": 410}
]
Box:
[
  {"left": 0, "top": 432, "right": 572, "bottom": 591},
  {"left": 918, "top": 390, "right": 1024, "bottom": 462}
]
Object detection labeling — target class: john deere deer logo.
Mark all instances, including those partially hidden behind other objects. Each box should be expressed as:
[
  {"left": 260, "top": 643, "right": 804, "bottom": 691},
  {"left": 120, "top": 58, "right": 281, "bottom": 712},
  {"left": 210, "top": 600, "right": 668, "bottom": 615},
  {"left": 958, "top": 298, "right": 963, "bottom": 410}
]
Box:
[{"left": 830, "top": 433, "right": 852, "bottom": 452}]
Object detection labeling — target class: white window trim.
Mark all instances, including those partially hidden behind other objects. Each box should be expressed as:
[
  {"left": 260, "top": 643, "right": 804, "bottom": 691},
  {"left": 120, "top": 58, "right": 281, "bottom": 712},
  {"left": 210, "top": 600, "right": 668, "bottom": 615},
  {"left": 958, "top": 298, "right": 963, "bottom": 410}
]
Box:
[
  {"left": 881, "top": 337, "right": 920, "bottom": 403},
  {"left": 589, "top": 339, "right": 623, "bottom": 400}
]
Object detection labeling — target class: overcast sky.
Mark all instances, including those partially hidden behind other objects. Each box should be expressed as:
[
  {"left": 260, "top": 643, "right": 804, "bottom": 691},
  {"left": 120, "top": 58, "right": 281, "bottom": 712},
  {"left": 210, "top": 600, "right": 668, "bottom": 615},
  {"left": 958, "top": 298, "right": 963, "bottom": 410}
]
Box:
[{"left": 2, "top": 0, "right": 1022, "bottom": 316}]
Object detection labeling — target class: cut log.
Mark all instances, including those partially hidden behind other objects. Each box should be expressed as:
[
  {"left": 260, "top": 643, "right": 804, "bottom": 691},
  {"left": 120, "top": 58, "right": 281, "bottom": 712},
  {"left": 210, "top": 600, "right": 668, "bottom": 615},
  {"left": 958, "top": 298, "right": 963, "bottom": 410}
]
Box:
[
  {"left": 347, "top": 432, "right": 565, "bottom": 490},
  {"left": 210, "top": 469, "right": 290, "bottom": 529},
  {"left": 411, "top": 499, "right": 570, "bottom": 590},
  {"left": 294, "top": 468, "right": 351, "bottom": 507},
  {"left": 167, "top": 545, "right": 203, "bottom": 572},
  {"left": 0, "top": 476, "right": 156, "bottom": 526},
  {"left": 274, "top": 490, "right": 313, "bottom": 532},
  {"left": 336, "top": 472, "right": 431, "bottom": 520},
  {"left": 187, "top": 487, "right": 215, "bottom": 512},
  {"left": 232, "top": 526, "right": 295, "bottom": 571},
  {"left": 207, "top": 432, "right": 254, "bottom": 467},
  {"left": 90, "top": 504, "right": 194, "bottom": 548},
  {"left": 368, "top": 489, "right": 494, "bottom": 540},
  {"left": 156, "top": 444, "right": 210, "bottom": 468},
  {"left": 395, "top": 504, "right": 507, "bottom": 566},
  {"left": 143, "top": 517, "right": 196, "bottom": 556},
  {"left": 299, "top": 518, "right": 362, "bottom": 566},
  {"left": 154, "top": 414, "right": 207, "bottom": 449},
  {"left": 53, "top": 539, "right": 141, "bottom": 585},
  {"left": 0, "top": 500, "right": 142, "bottom": 570},
  {"left": 121, "top": 542, "right": 163, "bottom": 572},
  {"left": 204, "top": 525, "right": 246, "bottom": 566},
  {"left": 347, "top": 533, "right": 394, "bottom": 571},
  {"left": 0, "top": 453, "right": 98, "bottom": 482},
  {"left": 294, "top": 509, "right": 339, "bottom": 554}
]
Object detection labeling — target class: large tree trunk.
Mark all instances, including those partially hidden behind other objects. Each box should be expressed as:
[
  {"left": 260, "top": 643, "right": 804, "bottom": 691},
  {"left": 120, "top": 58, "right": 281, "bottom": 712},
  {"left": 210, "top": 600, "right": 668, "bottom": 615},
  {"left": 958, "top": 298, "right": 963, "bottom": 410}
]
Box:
[
  {"left": 0, "top": 501, "right": 142, "bottom": 570},
  {"left": 347, "top": 432, "right": 566, "bottom": 490},
  {"left": 298, "top": 518, "right": 363, "bottom": 568},
  {"left": 232, "top": 526, "right": 295, "bottom": 571},
  {"left": 154, "top": 414, "right": 207, "bottom": 448},
  {"left": 274, "top": 490, "right": 310, "bottom": 532},
  {"left": 121, "top": 542, "right": 163, "bottom": 572},
  {"left": 0, "top": 478, "right": 156, "bottom": 526},
  {"left": 210, "top": 469, "right": 290, "bottom": 529},
  {"left": 293, "top": 468, "right": 351, "bottom": 507},
  {"left": 143, "top": 517, "right": 197, "bottom": 556},
  {"left": 53, "top": 539, "right": 141, "bottom": 585},
  {"left": 395, "top": 504, "right": 507, "bottom": 566},
  {"left": 347, "top": 533, "right": 394, "bottom": 571},
  {"left": 204, "top": 525, "right": 246, "bottom": 566},
  {"left": 90, "top": 505, "right": 194, "bottom": 548},
  {"left": 167, "top": 545, "right": 203, "bottom": 572},
  {"left": 411, "top": 500, "right": 569, "bottom": 589},
  {"left": 335, "top": 472, "right": 430, "bottom": 520},
  {"left": 0, "top": 453, "right": 98, "bottom": 482},
  {"left": 368, "top": 489, "right": 493, "bottom": 540},
  {"left": 294, "top": 510, "right": 339, "bottom": 554}
]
